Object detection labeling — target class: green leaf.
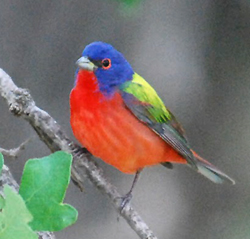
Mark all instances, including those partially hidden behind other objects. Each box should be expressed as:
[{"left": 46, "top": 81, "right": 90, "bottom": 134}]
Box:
[
  {"left": 0, "top": 185, "right": 38, "bottom": 239},
  {"left": 19, "top": 151, "right": 78, "bottom": 231},
  {"left": 0, "top": 153, "right": 4, "bottom": 174}
]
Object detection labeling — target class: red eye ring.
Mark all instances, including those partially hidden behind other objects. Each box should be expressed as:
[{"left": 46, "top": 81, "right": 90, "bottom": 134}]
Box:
[{"left": 102, "top": 58, "right": 111, "bottom": 69}]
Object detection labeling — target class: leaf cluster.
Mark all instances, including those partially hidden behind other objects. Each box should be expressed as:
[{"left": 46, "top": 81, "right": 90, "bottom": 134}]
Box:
[{"left": 0, "top": 151, "right": 78, "bottom": 239}]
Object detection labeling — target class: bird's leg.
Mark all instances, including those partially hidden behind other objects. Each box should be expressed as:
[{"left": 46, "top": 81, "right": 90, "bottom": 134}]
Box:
[{"left": 119, "top": 169, "right": 142, "bottom": 211}]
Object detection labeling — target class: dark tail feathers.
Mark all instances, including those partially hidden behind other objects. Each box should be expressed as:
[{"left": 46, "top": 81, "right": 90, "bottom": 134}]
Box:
[{"left": 192, "top": 151, "right": 235, "bottom": 184}]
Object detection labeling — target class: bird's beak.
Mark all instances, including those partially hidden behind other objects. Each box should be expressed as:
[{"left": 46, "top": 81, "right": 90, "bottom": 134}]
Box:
[{"left": 76, "top": 56, "right": 96, "bottom": 71}]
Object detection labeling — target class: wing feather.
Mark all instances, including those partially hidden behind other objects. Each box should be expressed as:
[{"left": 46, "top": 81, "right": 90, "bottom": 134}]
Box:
[{"left": 120, "top": 73, "right": 197, "bottom": 168}]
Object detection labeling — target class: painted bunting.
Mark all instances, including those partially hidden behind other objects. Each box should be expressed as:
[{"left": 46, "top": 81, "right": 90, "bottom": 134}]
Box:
[{"left": 70, "top": 42, "right": 234, "bottom": 199}]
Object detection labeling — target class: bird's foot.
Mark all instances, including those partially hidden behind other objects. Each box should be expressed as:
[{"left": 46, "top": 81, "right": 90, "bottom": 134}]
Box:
[
  {"left": 118, "top": 192, "right": 133, "bottom": 213},
  {"left": 72, "top": 146, "right": 90, "bottom": 157}
]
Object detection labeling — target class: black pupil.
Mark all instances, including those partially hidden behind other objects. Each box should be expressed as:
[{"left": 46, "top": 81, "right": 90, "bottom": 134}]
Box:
[{"left": 102, "top": 59, "right": 110, "bottom": 67}]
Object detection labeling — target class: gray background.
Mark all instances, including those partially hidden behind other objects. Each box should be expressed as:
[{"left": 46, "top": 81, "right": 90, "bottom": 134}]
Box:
[{"left": 0, "top": 0, "right": 249, "bottom": 238}]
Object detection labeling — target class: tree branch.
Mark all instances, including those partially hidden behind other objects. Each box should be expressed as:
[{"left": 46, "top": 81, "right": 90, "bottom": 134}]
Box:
[{"left": 0, "top": 68, "right": 158, "bottom": 239}]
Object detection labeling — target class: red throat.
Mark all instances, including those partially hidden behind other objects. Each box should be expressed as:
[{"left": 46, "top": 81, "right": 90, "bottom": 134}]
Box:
[
  {"left": 74, "top": 70, "right": 99, "bottom": 95},
  {"left": 71, "top": 70, "right": 123, "bottom": 110}
]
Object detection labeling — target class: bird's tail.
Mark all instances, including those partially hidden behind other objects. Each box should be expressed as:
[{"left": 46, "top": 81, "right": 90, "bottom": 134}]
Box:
[{"left": 192, "top": 151, "right": 235, "bottom": 184}]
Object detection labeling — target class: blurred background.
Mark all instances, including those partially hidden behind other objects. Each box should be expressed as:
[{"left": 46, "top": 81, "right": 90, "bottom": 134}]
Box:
[{"left": 0, "top": 0, "right": 249, "bottom": 238}]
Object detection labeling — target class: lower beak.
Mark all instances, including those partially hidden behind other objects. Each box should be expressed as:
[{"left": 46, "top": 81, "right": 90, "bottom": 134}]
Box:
[{"left": 76, "top": 56, "right": 96, "bottom": 71}]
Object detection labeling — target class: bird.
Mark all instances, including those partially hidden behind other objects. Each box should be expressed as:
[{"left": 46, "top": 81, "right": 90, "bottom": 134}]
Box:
[{"left": 70, "top": 42, "right": 234, "bottom": 206}]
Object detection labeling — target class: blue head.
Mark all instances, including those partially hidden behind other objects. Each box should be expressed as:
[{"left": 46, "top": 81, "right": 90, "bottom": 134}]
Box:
[{"left": 76, "top": 42, "right": 134, "bottom": 95}]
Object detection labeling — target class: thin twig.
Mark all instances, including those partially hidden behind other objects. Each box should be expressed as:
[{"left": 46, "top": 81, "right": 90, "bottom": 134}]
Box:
[
  {"left": 0, "top": 138, "right": 31, "bottom": 159},
  {"left": 0, "top": 68, "right": 157, "bottom": 239}
]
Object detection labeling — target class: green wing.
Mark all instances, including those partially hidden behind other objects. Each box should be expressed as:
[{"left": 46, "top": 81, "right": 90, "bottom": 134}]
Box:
[{"left": 120, "top": 73, "right": 197, "bottom": 168}]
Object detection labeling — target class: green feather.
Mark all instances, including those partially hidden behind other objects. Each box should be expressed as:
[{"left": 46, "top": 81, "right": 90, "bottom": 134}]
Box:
[{"left": 120, "top": 73, "right": 171, "bottom": 123}]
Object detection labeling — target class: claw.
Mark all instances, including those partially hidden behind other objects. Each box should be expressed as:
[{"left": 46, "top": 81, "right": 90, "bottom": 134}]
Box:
[
  {"left": 72, "top": 146, "right": 90, "bottom": 157},
  {"left": 119, "top": 192, "right": 133, "bottom": 212}
]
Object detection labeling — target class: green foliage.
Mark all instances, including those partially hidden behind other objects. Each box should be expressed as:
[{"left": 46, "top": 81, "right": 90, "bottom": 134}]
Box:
[
  {"left": 0, "top": 153, "right": 4, "bottom": 210},
  {"left": 0, "top": 151, "right": 77, "bottom": 237},
  {"left": 113, "top": 0, "right": 142, "bottom": 16},
  {"left": 0, "top": 153, "right": 3, "bottom": 174},
  {"left": 19, "top": 151, "right": 78, "bottom": 231},
  {"left": 0, "top": 185, "right": 38, "bottom": 239},
  {"left": 115, "top": 0, "right": 141, "bottom": 7}
]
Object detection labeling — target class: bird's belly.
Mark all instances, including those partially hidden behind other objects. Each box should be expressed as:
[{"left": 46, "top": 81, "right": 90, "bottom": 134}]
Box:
[{"left": 70, "top": 91, "right": 186, "bottom": 173}]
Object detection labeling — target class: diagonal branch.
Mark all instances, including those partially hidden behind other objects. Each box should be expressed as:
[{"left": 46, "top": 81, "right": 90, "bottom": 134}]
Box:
[{"left": 0, "top": 68, "right": 158, "bottom": 239}]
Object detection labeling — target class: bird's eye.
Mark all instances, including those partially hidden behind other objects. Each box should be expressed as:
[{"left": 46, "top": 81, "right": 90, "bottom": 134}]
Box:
[{"left": 101, "top": 58, "right": 111, "bottom": 69}]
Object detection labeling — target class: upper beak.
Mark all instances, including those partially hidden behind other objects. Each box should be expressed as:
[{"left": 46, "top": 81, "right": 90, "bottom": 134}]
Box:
[{"left": 76, "top": 56, "right": 96, "bottom": 71}]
